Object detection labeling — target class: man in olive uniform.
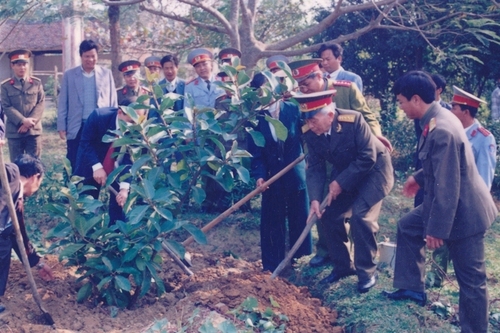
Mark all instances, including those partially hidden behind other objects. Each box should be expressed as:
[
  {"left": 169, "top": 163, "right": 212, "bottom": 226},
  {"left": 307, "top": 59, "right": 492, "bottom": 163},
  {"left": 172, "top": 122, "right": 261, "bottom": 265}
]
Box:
[
  {"left": 1, "top": 49, "right": 45, "bottom": 161},
  {"left": 116, "top": 60, "right": 150, "bottom": 106},
  {"left": 289, "top": 58, "right": 392, "bottom": 269},
  {"left": 297, "top": 90, "right": 393, "bottom": 292},
  {"left": 383, "top": 71, "right": 497, "bottom": 333}
]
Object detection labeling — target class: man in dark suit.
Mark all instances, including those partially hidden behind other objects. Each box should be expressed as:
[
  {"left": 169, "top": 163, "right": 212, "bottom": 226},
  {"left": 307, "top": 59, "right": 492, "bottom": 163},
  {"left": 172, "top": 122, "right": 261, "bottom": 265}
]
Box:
[
  {"left": 248, "top": 73, "right": 311, "bottom": 272},
  {"left": 149, "top": 54, "right": 185, "bottom": 119},
  {"left": 0, "top": 154, "right": 54, "bottom": 314},
  {"left": 57, "top": 39, "right": 117, "bottom": 171},
  {"left": 298, "top": 90, "right": 394, "bottom": 293},
  {"left": 74, "top": 98, "right": 146, "bottom": 225},
  {"left": 383, "top": 71, "right": 497, "bottom": 333}
]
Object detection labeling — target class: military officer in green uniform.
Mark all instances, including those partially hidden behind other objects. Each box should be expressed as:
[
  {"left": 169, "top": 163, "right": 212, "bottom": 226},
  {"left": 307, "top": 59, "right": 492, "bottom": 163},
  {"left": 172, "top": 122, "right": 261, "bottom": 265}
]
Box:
[
  {"left": 218, "top": 47, "right": 241, "bottom": 66},
  {"left": 289, "top": 58, "right": 392, "bottom": 270},
  {"left": 116, "top": 60, "right": 150, "bottom": 106},
  {"left": 297, "top": 90, "right": 393, "bottom": 292},
  {"left": 1, "top": 49, "right": 45, "bottom": 161}
]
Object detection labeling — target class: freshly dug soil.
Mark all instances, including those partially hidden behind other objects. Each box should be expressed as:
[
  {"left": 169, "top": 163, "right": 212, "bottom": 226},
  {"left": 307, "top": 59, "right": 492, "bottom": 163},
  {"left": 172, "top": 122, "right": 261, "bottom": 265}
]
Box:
[{"left": 0, "top": 213, "right": 340, "bottom": 333}]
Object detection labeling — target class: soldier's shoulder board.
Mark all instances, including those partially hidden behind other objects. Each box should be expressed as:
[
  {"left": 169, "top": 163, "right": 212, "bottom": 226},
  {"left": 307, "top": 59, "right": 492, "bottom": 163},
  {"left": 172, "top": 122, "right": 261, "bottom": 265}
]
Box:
[
  {"left": 1, "top": 78, "right": 12, "bottom": 86},
  {"left": 185, "top": 78, "right": 197, "bottom": 86},
  {"left": 333, "top": 80, "right": 352, "bottom": 88},
  {"left": 478, "top": 127, "right": 491, "bottom": 137},
  {"left": 30, "top": 76, "right": 41, "bottom": 82},
  {"left": 429, "top": 118, "right": 436, "bottom": 132},
  {"left": 337, "top": 114, "right": 356, "bottom": 123}
]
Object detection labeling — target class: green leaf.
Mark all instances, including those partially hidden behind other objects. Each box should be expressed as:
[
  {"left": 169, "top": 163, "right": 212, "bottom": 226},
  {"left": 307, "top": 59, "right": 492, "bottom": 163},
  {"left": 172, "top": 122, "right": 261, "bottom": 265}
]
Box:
[
  {"left": 264, "top": 115, "right": 288, "bottom": 141},
  {"left": 270, "top": 295, "right": 280, "bottom": 308},
  {"left": 123, "top": 246, "right": 140, "bottom": 263},
  {"left": 97, "top": 276, "right": 113, "bottom": 290},
  {"left": 237, "top": 71, "right": 251, "bottom": 86},
  {"left": 218, "top": 321, "right": 238, "bottom": 333},
  {"left": 154, "top": 206, "right": 174, "bottom": 221},
  {"left": 199, "top": 322, "right": 217, "bottom": 333},
  {"left": 234, "top": 165, "right": 250, "bottom": 183},
  {"left": 247, "top": 128, "right": 265, "bottom": 147},
  {"left": 114, "top": 276, "right": 131, "bottom": 292},
  {"left": 102, "top": 257, "right": 114, "bottom": 272},
  {"left": 127, "top": 205, "right": 150, "bottom": 225},
  {"left": 59, "top": 243, "right": 85, "bottom": 260},
  {"left": 143, "top": 179, "right": 156, "bottom": 200},
  {"left": 241, "top": 296, "right": 259, "bottom": 311},
  {"left": 164, "top": 240, "right": 186, "bottom": 259},
  {"left": 182, "top": 224, "right": 207, "bottom": 245},
  {"left": 131, "top": 155, "right": 152, "bottom": 175},
  {"left": 191, "top": 186, "right": 206, "bottom": 204},
  {"left": 76, "top": 283, "right": 92, "bottom": 303}
]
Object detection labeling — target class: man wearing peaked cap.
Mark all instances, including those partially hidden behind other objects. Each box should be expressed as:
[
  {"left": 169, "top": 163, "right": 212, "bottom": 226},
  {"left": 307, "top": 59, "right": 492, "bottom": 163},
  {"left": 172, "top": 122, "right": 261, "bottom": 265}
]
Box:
[
  {"left": 116, "top": 60, "right": 150, "bottom": 106},
  {"left": 218, "top": 47, "right": 241, "bottom": 66},
  {"left": 450, "top": 86, "right": 496, "bottom": 189},
  {"left": 144, "top": 56, "right": 162, "bottom": 75},
  {"left": 295, "top": 90, "right": 393, "bottom": 293},
  {"left": 289, "top": 58, "right": 392, "bottom": 268},
  {"left": 266, "top": 55, "right": 289, "bottom": 73},
  {"left": 1, "top": 49, "right": 45, "bottom": 161},
  {"left": 184, "top": 48, "right": 225, "bottom": 112}
]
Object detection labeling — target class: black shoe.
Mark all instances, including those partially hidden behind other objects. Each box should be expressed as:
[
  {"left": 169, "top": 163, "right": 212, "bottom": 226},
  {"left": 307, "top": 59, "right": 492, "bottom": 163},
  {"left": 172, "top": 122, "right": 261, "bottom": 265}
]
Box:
[
  {"left": 382, "top": 289, "right": 427, "bottom": 306},
  {"left": 310, "top": 254, "right": 329, "bottom": 267},
  {"left": 0, "top": 304, "right": 5, "bottom": 313},
  {"left": 358, "top": 272, "right": 378, "bottom": 293},
  {"left": 320, "top": 269, "right": 356, "bottom": 284}
]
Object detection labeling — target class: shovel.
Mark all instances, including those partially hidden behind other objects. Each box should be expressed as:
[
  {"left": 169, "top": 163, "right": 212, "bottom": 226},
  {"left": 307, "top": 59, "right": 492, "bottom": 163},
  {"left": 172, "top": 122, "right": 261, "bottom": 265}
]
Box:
[
  {"left": 183, "top": 154, "right": 306, "bottom": 246},
  {"left": 0, "top": 149, "right": 55, "bottom": 325},
  {"left": 271, "top": 195, "right": 329, "bottom": 279}
]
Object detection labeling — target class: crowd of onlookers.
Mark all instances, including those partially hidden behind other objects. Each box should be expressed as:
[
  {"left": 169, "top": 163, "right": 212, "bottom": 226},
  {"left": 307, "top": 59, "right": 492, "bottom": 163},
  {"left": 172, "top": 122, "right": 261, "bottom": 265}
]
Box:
[{"left": 0, "top": 38, "right": 499, "bottom": 333}]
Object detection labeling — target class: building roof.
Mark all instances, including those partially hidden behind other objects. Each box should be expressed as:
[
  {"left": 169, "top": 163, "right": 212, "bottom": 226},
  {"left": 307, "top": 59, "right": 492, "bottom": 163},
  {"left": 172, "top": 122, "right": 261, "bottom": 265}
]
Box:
[{"left": 0, "top": 19, "right": 62, "bottom": 53}]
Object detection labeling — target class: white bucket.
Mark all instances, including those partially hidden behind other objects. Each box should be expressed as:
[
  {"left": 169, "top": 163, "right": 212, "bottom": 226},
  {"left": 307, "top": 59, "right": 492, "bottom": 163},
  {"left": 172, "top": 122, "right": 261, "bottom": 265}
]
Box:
[{"left": 378, "top": 241, "right": 396, "bottom": 270}]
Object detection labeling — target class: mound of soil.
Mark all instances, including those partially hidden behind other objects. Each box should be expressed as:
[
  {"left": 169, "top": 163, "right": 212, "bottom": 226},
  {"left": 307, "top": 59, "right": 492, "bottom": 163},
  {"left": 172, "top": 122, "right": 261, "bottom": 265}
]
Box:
[{"left": 0, "top": 214, "right": 340, "bottom": 333}]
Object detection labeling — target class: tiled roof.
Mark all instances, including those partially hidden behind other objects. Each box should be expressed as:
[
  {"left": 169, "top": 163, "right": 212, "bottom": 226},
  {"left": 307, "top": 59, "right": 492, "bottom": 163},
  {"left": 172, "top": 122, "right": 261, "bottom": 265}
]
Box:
[{"left": 0, "top": 19, "right": 62, "bottom": 52}]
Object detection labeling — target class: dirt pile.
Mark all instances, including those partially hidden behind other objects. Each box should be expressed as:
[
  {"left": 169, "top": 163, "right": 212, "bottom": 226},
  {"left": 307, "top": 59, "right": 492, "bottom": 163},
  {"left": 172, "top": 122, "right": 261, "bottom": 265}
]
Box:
[{"left": 0, "top": 253, "right": 340, "bottom": 333}]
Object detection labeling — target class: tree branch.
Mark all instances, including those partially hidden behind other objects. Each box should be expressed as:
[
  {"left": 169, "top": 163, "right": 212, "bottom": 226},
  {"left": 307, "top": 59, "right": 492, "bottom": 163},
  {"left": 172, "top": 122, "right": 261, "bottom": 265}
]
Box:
[
  {"left": 139, "top": 4, "right": 227, "bottom": 34},
  {"left": 101, "top": 0, "right": 145, "bottom": 6},
  {"left": 267, "top": 0, "right": 406, "bottom": 51}
]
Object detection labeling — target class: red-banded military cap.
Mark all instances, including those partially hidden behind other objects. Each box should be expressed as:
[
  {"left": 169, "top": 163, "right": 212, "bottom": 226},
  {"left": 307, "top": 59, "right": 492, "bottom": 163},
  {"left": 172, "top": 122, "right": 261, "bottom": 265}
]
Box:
[
  {"left": 144, "top": 56, "right": 161, "bottom": 68},
  {"left": 9, "top": 49, "right": 32, "bottom": 63},
  {"left": 288, "top": 59, "right": 322, "bottom": 83},
  {"left": 266, "top": 55, "right": 289, "bottom": 71},
  {"left": 292, "top": 90, "right": 337, "bottom": 119},
  {"left": 216, "top": 72, "right": 233, "bottom": 83},
  {"left": 118, "top": 60, "right": 141, "bottom": 74},
  {"left": 451, "top": 85, "right": 486, "bottom": 109},
  {"left": 187, "top": 48, "right": 213, "bottom": 66},
  {"left": 219, "top": 48, "right": 241, "bottom": 64}
]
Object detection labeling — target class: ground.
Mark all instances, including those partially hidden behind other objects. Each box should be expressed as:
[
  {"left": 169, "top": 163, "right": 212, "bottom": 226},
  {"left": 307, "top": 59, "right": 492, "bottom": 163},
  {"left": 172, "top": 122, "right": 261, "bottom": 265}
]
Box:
[{"left": 0, "top": 212, "right": 341, "bottom": 333}]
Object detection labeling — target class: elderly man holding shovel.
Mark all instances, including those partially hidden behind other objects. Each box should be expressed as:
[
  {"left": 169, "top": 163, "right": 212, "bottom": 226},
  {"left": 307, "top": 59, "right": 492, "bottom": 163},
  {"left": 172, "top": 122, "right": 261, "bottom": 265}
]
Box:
[{"left": 297, "top": 90, "right": 393, "bottom": 293}]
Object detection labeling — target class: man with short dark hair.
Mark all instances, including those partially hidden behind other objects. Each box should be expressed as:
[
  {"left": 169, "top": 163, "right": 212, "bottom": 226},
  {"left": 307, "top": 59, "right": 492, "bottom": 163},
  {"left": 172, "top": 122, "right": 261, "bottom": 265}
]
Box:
[
  {"left": 0, "top": 153, "right": 54, "bottom": 314},
  {"left": 157, "top": 54, "right": 185, "bottom": 112},
  {"left": 318, "top": 43, "right": 363, "bottom": 92},
  {"left": 116, "top": 60, "right": 150, "bottom": 106},
  {"left": 1, "top": 49, "right": 45, "bottom": 161},
  {"left": 383, "top": 71, "right": 497, "bottom": 333},
  {"left": 57, "top": 39, "right": 117, "bottom": 171}
]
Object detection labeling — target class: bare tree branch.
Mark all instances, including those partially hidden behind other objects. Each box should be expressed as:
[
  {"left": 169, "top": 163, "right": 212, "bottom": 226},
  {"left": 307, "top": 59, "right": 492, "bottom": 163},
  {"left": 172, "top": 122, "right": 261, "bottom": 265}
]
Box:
[
  {"left": 178, "top": 0, "right": 235, "bottom": 40},
  {"left": 101, "top": 0, "right": 145, "bottom": 6},
  {"left": 267, "top": 0, "right": 406, "bottom": 51},
  {"left": 139, "top": 4, "right": 227, "bottom": 34}
]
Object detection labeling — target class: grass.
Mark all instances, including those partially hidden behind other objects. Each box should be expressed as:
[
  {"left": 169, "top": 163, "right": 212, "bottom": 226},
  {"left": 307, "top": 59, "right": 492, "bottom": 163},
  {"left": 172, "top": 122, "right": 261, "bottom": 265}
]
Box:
[{"left": 17, "top": 102, "right": 500, "bottom": 332}]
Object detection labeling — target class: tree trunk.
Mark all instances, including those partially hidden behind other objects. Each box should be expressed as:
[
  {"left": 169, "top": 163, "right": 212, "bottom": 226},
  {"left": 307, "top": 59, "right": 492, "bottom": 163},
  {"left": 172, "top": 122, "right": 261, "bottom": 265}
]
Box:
[{"left": 108, "top": 3, "right": 122, "bottom": 87}]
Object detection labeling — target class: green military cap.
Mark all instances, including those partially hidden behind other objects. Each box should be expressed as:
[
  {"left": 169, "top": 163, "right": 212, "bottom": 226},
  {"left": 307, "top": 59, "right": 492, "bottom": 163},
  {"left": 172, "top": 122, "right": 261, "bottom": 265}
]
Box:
[
  {"left": 288, "top": 59, "right": 322, "bottom": 83},
  {"left": 118, "top": 60, "right": 141, "bottom": 75},
  {"left": 9, "top": 49, "right": 32, "bottom": 63}
]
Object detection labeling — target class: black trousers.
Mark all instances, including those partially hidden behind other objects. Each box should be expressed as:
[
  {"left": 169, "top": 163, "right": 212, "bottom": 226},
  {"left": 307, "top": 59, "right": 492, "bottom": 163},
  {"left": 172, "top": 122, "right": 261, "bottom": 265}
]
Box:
[
  {"left": 0, "top": 226, "right": 39, "bottom": 297},
  {"left": 82, "top": 178, "right": 125, "bottom": 225}
]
